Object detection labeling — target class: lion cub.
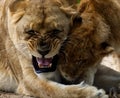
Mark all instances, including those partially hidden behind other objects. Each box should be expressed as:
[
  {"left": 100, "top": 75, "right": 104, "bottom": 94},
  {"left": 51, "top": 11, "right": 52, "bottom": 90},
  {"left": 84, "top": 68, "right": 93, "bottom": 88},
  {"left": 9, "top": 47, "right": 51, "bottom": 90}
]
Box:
[{"left": 58, "top": 0, "right": 120, "bottom": 91}]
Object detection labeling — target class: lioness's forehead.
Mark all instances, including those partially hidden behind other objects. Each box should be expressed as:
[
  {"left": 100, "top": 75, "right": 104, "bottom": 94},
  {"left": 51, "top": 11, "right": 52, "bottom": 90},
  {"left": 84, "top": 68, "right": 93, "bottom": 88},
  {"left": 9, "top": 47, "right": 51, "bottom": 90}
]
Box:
[{"left": 20, "top": 0, "right": 69, "bottom": 31}]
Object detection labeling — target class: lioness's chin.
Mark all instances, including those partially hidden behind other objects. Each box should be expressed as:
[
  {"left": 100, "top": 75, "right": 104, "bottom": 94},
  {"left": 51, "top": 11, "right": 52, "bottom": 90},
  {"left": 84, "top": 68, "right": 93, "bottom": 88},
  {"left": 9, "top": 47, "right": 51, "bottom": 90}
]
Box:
[{"left": 32, "top": 55, "right": 59, "bottom": 73}]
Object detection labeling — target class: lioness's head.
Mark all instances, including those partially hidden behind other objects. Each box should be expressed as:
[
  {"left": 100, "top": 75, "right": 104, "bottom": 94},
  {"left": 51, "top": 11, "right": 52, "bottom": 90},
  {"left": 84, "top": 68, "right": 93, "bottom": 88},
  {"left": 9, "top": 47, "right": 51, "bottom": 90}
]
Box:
[{"left": 7, "top": 0, "right": 76, "bottom": 73}]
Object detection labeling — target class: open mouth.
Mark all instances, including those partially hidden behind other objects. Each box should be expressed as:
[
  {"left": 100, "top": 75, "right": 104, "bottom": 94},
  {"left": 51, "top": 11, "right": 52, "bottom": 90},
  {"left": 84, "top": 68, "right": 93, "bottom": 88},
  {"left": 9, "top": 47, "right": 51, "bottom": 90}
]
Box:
[{"left": 32, "top": 55, "right": 59, "bottom": 73}]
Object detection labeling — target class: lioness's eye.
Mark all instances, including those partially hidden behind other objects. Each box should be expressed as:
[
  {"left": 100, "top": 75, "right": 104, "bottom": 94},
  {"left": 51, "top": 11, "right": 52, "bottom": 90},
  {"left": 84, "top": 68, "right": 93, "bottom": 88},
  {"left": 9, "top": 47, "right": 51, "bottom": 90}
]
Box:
[
  {"left": 26, "top": 30, "right": 36, "bottom": 35},
  {"left": 52, "top": 29, "right": 62, "bottom": 35}
]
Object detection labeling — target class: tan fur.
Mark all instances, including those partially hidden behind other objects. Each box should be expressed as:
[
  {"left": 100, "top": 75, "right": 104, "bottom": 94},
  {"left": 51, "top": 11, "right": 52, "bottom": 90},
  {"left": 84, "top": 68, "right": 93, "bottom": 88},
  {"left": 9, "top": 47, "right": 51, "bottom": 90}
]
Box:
[
  {"left": 0, "top": 0, "right": 108, "bottom": 98},
  {"left": 58, "top": 0, "right": 120, "bottom": 90}
]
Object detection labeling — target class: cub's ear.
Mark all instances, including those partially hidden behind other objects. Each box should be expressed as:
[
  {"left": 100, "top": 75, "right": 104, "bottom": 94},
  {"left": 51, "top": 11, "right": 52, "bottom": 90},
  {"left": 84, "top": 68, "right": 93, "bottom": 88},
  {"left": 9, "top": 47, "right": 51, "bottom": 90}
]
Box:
[
  {"left": 8, "top": 0, "right": 28, "bottom": 23},
  {"left": 100, "top": 42, "right": 114, "bottom": 55}
]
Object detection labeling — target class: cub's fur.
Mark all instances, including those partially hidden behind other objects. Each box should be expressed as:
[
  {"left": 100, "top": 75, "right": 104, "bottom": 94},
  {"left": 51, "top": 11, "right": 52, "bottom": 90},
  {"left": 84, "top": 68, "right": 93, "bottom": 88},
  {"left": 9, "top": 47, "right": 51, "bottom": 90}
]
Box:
[
  {"left": 58, "top": 0, "right": 120, "bottom": 91},
  {"left": 0, "top": 0, "right": 107, "bottom": 98}
]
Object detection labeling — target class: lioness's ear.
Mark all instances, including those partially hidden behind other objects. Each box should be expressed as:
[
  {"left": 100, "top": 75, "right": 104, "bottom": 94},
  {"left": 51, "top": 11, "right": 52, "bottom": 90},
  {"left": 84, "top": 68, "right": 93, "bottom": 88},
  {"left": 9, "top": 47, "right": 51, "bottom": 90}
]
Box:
[
  {"left": 60, "top": 5, "right": 82, "bottom": 26},
  {"left": 60, "top": 5, "right": 78, "bottom": 16},
  {"left": 100, "top": 42, "right": 114, "bottom": 55},
  {"left": 8, "top": 0, "right": 27, "bottom": 23},
  {"left": 9, "top": 0, "right": 28, "bottom": 13}
]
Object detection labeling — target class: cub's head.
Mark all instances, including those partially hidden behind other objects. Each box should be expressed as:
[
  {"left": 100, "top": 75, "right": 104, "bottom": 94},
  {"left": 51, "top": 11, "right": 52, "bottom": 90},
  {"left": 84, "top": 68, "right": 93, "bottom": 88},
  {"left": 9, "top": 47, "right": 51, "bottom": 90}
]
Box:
[
  {"left": 7, "top": 0, "right": 76, "bottom": 73},
  {"left": 58, "top": 2, "right": 114, "bottom": 82}
]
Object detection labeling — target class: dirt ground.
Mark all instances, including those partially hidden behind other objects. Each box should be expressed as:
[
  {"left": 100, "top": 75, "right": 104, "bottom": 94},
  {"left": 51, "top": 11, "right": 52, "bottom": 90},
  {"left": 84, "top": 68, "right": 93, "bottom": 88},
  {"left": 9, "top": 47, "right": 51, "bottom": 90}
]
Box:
[
  {"left": 101, "top": 52, "right": 120, "bottom": 72},
  {"left": 0, "top": 91, "right": 35, "bottom": 98}
]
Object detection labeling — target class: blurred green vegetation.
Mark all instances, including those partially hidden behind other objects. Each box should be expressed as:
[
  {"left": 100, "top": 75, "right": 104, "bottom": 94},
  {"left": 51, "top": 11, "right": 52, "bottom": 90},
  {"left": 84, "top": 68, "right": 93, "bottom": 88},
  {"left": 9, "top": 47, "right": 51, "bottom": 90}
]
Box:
[{"left": 77, "top": 0, "right": 81, "bottom": 3}]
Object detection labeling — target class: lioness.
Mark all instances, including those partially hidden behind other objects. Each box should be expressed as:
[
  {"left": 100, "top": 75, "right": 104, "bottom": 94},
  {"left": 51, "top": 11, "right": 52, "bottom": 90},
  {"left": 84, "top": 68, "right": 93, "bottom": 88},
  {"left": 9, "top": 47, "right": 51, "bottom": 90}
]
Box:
[
  {"left": 58, "top": 0, "right": 120, "bottom": 93},
  {"left": 0, "top": 0, "right": 108, "bottom": 98}
]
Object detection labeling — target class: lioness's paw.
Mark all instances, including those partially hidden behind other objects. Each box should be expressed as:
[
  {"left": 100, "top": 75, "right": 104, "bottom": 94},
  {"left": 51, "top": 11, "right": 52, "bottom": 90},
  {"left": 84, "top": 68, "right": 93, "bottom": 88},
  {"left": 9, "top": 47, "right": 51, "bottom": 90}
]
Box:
[
  {"left": 64, "top": 83, "right": 108, "bottom": 98},
  {"left": 92, "top": 89, "right": 108, "bottom": 98},
  {"left": 80, "top": 85, "right": 108, "bottom": 98}
]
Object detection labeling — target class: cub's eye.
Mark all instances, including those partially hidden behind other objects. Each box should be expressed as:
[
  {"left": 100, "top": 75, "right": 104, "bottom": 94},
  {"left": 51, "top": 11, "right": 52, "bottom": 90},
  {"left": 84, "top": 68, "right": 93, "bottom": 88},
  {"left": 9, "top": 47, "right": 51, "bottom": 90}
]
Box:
[
  {"left": 26, "top": 30, "right": 36, "bottom": 35},
  {"left": 52, "top": 29, "right": 63, "bottom": 35}
]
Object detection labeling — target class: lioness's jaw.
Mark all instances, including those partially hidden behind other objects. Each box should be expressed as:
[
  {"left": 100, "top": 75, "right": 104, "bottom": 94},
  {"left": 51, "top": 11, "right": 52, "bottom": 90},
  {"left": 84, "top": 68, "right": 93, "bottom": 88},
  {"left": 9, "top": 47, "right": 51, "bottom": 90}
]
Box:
[{"left": 32, "top": 55, "right": 59, "bottom": 73}]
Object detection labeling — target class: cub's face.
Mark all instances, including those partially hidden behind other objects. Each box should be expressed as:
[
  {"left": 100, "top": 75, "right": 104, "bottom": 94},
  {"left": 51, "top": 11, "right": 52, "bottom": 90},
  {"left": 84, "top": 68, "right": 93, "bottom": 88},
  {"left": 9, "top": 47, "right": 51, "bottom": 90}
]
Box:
[
  {"left": 58, "top": 12, "right": 114, "bottom": 82},
  {"left": 7, "top": 0, "right": 70, "bottom": 73}
]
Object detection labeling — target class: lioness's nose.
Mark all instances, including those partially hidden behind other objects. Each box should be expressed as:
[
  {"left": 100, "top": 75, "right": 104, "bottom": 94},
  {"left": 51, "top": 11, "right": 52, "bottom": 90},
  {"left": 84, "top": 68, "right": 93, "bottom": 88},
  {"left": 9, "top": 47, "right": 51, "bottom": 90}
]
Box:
[{"left": 37, "top": 41, "right": 50, "bottom": 56}]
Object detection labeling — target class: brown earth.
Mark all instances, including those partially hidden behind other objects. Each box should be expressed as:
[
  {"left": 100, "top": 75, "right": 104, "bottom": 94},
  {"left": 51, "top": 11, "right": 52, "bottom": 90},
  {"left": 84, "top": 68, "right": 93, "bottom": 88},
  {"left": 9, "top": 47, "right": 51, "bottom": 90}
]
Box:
[{"left": 0, "top": 91, "right": 35, "bottom": 98}]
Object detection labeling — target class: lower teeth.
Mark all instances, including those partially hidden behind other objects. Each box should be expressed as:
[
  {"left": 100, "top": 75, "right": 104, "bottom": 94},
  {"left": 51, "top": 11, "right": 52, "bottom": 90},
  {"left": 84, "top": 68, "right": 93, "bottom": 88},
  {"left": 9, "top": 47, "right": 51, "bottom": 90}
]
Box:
[{"left": 38, "top": 64, "right": 52, "bottom": 68}]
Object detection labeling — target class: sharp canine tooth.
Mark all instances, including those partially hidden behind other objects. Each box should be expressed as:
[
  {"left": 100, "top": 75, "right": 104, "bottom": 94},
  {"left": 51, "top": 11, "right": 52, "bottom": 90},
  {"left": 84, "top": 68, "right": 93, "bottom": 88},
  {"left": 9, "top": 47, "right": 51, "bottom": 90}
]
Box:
[{"left": 49, "top": 63, "right": 52, "bottom": 67}]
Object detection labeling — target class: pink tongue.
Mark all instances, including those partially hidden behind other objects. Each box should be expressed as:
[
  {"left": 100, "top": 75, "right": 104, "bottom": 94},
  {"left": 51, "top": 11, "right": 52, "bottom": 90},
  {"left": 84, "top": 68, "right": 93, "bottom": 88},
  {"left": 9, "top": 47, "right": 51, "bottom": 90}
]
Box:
[{"left": 36, "top": 57, "right": 52, "bottom": 68}]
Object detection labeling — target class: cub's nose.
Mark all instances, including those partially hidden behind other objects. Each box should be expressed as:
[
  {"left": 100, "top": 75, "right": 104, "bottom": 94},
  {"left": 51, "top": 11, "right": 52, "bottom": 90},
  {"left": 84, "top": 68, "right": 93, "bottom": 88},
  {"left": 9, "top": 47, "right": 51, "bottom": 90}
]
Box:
[{"left": 37, "top": 41, "right": 50, "bottom": 56}]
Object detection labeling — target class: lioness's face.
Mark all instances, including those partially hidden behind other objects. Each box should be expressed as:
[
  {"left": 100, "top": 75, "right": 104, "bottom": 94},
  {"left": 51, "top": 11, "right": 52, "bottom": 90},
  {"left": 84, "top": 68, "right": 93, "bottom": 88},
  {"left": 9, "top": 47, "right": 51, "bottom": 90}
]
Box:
[{"left": 7, "top": 0, "right": 70, "bottom": 73}]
